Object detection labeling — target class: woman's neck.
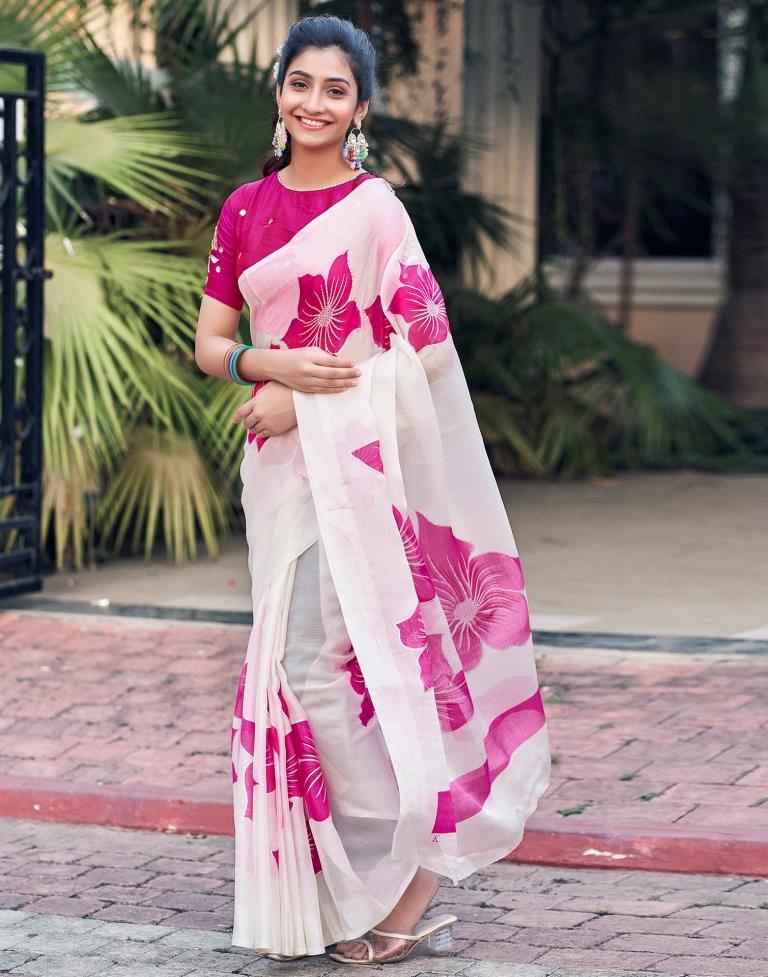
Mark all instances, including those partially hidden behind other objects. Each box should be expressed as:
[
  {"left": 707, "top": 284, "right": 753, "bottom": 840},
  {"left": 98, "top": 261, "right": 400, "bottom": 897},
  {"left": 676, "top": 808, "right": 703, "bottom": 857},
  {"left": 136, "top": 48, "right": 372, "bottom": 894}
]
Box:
[{"left": 281, "top": 150, "right": 357, "bottom": 190}]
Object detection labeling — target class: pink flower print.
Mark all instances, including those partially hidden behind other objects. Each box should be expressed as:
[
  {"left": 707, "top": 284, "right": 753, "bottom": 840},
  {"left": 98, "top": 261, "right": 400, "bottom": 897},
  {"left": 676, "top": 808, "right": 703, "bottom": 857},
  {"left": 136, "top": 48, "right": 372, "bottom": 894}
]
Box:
[
  {"left": 265, "top": 725, "right": 276, "bottom": 793},
  {"left": 388, "top": 262, "right": 449, "bottom": 352},
  {"left": 432, "top": 789, "right": 456, "bottom": 834},
  {"left": 434, "top": 689, "right": 546, "bottom": 830},
  {"left": 272, "top": 848, "right": 280, "bottom": 869},
  {"left": 281, "top": 252, "right": 361, "bottom": 354},
  {"left": 365, "top": 294, "right": 395, "bottom": 349},
  {"left": 239, "top": 719, "right": 256, "bottom": 755},
  {"left": 277, "top": 685, "right": 291, "bottom": 716},
  {"left": 284, "top": 726, "right": 304, "bottom": 809},
  {"left": 396, "top": 605, "right": 427, "bottom": 650},
  {"left": 417, "top": 513, "right": 530, "bottom": 672},
  {"left": 419, "top": 634, "right": 474, "bottom": 732},
  {"left": 231, "top": 727, "right": 238, "bottom": 783},
  {"left": 343, "top": 653, "right": 375, "bottom": 726},
  {"left": 393, "top": 506, "right": 435, "bottom": 602},
  {"left": 306, "top": 819, "right": 322, "bottom": 874},
  {"left": 244, "top": 761, "right": 257, "bottom": 820},
  {"left": 351, "top": 440, "right": 384, "bottom": 474},
  {"left": 233, "top": 661, "right": 247, "bottom": 718},
  {"left": 287, "top": 720, "right": 330, "bottom": 821}
]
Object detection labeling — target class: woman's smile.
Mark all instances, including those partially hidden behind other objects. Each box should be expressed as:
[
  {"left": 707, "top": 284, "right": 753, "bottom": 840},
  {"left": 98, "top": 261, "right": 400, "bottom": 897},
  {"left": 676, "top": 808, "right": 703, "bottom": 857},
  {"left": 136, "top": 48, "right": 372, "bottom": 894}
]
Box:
[{"left": 296, "top": 115, "right": 332, "bottom": 130}]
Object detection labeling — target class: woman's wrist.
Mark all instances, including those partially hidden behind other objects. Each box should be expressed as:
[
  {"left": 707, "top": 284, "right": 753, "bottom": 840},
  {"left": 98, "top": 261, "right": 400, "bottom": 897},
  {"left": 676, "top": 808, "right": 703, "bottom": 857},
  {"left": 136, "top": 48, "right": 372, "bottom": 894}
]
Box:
[{"left": 236, "top": 347, "right": 281, "bottom": 383}]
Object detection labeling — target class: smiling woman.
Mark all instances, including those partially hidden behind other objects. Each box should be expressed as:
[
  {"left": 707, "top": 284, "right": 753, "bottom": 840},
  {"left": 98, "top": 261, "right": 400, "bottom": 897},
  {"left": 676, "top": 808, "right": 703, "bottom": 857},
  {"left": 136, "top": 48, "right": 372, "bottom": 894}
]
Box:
[{"left": 193, "top": 12, "right": 550, "bottom": 968}]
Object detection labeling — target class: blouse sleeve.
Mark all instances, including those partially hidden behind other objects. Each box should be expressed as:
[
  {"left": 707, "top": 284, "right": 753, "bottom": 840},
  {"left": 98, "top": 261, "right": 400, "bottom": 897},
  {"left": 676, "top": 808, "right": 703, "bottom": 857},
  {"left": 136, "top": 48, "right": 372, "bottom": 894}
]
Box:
[{"left": 203, "top": 188, "right": 244, "bottom": 311}]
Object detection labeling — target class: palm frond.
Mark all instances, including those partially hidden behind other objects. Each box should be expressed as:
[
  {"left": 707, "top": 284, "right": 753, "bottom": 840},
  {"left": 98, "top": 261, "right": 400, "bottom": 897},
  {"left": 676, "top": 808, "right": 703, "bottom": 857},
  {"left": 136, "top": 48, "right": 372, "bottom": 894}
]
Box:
[
  {"left": 44, "top": 233, "right": 190, "bottom": 451},
  {"left": 97, "top": 425, "right": 229, "bottom": 563},
  {"left": 46, "top": 114, "right": 220, "bottom": 218}
]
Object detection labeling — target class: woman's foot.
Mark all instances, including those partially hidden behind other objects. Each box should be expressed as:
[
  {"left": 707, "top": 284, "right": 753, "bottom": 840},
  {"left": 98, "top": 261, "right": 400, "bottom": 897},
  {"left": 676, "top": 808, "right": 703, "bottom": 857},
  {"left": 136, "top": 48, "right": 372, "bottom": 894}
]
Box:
[{"left": 333, "top": 867, "right": 440, "bottom": 961}]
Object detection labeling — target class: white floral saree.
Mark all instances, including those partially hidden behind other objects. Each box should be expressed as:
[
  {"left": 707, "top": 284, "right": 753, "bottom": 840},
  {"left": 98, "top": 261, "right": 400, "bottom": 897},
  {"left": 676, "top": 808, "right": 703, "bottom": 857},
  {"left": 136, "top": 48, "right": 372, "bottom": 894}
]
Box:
[{"left": 230, "top": 176, "right": 551, "bottom": 956}]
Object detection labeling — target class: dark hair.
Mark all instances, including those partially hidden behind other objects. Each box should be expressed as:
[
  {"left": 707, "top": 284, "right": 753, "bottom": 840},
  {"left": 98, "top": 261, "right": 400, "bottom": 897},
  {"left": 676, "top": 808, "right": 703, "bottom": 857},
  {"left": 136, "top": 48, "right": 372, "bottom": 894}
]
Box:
[{"left": 262, "top": 15, "right": 376, "bottom": 177}]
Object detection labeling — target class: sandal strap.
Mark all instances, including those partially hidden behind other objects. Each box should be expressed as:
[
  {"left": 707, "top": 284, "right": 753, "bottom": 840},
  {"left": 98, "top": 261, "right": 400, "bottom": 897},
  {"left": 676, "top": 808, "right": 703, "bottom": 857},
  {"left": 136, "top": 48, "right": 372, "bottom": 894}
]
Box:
[
  {"left": 371, "top": 913, "right": 457, "bottom": 942},
  {"left": 369, "top": 926, "right": 418, "bottom": 941}
]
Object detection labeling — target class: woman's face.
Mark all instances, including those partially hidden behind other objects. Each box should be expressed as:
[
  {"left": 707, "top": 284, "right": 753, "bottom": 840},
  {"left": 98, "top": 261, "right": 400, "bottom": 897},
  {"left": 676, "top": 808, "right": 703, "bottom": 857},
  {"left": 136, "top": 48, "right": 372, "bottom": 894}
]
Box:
[{"left": 277, "top": 45, "right": 367, "bottom": 152}]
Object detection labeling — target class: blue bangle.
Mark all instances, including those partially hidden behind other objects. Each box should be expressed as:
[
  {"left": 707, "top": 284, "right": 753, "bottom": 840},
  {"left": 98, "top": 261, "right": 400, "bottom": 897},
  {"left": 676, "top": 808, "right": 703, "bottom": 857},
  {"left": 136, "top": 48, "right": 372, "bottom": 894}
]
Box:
[{"left": 229, "top": 344, "right": 254, "bottom": 385}]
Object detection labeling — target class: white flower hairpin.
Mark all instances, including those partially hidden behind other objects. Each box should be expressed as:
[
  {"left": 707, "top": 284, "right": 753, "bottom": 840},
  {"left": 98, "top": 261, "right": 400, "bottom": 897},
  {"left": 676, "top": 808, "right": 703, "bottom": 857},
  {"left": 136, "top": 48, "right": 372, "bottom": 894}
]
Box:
[{"left": 273, "top": 43, "right": 284, "bottom": 80}]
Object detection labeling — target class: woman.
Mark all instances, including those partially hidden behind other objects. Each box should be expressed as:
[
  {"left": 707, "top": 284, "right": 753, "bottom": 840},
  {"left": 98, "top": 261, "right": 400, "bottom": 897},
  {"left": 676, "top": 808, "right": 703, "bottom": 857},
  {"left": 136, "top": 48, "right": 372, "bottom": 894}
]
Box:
[{"left": 194, "top": 14, "right": 551, "bottom": 966}]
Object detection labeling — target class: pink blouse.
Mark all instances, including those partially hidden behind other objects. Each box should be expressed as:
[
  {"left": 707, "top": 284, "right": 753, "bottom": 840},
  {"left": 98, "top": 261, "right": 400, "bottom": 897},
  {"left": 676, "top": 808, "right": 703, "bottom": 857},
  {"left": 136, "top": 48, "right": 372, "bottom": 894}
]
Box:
[{"left": 203, "top": 168, "right": 380, "bottom": 311}]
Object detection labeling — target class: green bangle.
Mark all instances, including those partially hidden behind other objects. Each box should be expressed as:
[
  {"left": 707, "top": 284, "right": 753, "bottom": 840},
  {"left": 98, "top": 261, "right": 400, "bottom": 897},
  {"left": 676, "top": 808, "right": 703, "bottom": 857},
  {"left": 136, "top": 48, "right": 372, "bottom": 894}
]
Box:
[{"left": 229, "top": 344, "right": 254, "bottom": 385}]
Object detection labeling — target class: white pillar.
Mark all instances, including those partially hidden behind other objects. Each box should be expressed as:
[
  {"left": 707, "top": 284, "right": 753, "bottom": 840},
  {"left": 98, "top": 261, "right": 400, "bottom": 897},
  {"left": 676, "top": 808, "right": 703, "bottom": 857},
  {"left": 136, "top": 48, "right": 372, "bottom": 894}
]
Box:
[{"left": 462, "top": 0, "right": 542, "bottom": 294}]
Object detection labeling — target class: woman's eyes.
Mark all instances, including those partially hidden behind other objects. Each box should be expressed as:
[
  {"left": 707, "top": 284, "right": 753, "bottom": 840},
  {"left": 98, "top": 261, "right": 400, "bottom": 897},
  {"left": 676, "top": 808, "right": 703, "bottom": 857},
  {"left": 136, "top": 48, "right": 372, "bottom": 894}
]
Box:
[{"left": 290, "top": 81, "right": 345, "bottom": 96}]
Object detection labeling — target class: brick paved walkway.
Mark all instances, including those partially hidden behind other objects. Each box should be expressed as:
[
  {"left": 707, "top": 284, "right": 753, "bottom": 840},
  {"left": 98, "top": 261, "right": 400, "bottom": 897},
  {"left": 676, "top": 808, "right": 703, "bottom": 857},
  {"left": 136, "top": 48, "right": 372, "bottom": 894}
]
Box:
[
  {"left": 0, "top": 610, "right": 766, "bottom": 874},
  {"left": 1, "top": 817, "right": 768, "bottom": 976}
]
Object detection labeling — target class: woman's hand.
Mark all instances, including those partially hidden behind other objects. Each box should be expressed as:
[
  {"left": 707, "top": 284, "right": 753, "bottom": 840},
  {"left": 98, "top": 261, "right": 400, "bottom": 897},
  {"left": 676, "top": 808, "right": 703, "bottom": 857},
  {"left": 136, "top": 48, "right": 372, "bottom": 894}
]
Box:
[
  {"left": 232, "top": 381, "right": 297, "bottom": 439},
  {"left": 269, "top": 346, "right": 361, "bottom": 392}
]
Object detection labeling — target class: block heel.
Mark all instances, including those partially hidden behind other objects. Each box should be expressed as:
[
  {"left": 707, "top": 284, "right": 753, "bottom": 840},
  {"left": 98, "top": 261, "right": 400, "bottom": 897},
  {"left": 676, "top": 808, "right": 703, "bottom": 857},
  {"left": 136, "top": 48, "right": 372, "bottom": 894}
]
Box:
[
  {"left": 425, "top": 923, "right": 454, "bottom": 952},
  {"left": 328, "top": 913, "right": 458, "bottom": 965}
]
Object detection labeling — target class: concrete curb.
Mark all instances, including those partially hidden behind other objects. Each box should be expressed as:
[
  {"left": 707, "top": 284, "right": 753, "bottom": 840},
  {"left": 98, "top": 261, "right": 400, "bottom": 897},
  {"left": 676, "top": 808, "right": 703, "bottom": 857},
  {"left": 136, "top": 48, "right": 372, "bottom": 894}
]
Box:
[{"left": 1, "top": 774, "right": 765, "bottom": 878}]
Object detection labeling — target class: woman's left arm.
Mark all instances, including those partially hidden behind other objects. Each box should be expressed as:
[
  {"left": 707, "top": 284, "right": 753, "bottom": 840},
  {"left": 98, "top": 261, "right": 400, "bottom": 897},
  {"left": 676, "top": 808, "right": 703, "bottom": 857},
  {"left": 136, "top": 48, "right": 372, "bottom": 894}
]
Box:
[{"left": 233, "top": 381, "right": 297, "bottom": 439}]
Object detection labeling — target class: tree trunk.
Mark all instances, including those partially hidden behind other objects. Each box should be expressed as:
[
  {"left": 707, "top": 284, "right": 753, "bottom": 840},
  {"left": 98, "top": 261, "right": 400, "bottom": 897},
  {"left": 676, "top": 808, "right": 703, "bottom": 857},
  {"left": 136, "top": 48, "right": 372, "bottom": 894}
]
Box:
[
  {"left": 700, "top": 5, "right": 768, "bottom": 408},
  {"left": 700, "top": 167, "right": 768, "bottom": 407}
]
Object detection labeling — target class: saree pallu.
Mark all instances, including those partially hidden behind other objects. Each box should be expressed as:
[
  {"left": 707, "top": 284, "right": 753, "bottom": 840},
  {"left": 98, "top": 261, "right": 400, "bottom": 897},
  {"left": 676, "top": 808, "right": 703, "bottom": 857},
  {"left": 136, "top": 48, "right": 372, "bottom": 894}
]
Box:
[{"left": 231, "top": 177, "right": 551, "bottom": 956}]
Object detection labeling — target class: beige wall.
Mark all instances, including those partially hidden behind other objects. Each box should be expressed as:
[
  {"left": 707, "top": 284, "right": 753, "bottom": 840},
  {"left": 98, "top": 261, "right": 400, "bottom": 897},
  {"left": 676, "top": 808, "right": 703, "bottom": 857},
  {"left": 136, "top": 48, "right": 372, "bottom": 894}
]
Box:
[
  {"left": 600, "top": 306, "right": 717, "bottom": 379},
  {"left": 380, "top": 1, "right": 464, "bottom": 129}
]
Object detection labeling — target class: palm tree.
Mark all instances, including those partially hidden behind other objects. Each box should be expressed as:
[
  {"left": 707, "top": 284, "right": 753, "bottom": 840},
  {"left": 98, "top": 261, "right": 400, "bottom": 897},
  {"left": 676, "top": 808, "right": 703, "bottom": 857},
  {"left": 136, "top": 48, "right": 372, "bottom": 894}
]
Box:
[{"left": 1, "top": 0, "right": 277, "bottom": 569}]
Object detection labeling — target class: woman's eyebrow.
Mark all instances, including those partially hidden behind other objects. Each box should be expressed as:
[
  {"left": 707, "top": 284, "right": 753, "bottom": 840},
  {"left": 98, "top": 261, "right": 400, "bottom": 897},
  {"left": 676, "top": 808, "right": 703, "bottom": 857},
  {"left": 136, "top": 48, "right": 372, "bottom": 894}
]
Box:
[{"left": 286, "top": 69, "right": 351, "bottom": 84}]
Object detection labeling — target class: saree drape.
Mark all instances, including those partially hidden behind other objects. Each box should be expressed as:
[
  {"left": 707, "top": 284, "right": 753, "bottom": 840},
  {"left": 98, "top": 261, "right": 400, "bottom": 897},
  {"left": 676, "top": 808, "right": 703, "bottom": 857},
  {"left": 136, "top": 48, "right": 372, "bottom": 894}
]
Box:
[{"left": 230, "top": 177, "right": 551, "bottom": 956}]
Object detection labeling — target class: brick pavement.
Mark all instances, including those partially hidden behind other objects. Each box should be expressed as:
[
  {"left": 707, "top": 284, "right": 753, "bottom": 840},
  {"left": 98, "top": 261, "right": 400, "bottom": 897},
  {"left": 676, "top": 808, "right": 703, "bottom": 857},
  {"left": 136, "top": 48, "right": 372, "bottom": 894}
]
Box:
[
  {"left": 0, "top": 611, "right": 766, "bottom": 874},
  {"left": 1, "top": 817, "right": 768, "bottom": 976}
]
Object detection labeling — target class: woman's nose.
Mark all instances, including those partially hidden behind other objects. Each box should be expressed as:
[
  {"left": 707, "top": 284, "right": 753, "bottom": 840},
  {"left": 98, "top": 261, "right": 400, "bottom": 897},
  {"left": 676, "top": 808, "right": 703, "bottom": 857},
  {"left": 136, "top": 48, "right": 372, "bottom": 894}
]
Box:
[{"left": 302, "top": 89, "right": 326, "bottom": 113}]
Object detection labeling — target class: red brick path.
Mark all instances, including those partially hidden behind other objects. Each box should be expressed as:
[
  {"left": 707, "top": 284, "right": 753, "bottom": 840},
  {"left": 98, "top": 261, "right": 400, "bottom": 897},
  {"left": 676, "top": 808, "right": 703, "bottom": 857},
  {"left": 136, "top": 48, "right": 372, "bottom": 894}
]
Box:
[{"left": 0, "top": 611, "right": 765, "bottom": 874}]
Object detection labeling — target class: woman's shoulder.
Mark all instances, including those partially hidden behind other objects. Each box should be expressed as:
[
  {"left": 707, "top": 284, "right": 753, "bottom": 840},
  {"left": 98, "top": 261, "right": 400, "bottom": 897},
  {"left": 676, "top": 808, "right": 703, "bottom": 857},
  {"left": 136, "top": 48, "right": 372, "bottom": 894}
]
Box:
[
  {"left": 357, "top": 172, "right": 406, "bottom": 213},
  {"left": 359, "top": 176, "right": 412, "bottom": 243},
  {"left": 221, "top": 174, "right": 274, "bottom": 212}
]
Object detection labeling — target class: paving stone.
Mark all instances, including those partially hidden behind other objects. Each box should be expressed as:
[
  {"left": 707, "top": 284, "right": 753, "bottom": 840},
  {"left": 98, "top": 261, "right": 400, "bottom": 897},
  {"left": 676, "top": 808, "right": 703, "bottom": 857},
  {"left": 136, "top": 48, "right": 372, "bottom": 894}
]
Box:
[
  {"left": 6, "top": 952, "right": 114, "bottom": 976},
  {"left": 537, "top": 948, "right": 670, "bottom": 970},
  {"left": 158, "top": 929, "right": 247, "bottom": 952},
  {"left": 0, "top": 949, "right": 40, "bottom": 970},
  {"left": 165, "top": 948, "right": 260, "bottom": 973},
  {"left": 460, "top": 941, "right": 547, "bottom": 962},
  {"left": 89, "top": 903, "right": 179, "bottom": 925},
  {"left": 18, "top": 897, "right": 108, "bottom": 917},
  {"left": 78, "top": 964, "right": 198, "bottom": 977},
  {"left": 84, "top": 920, "right": 176, "bottom": 942},
  {"left": 0, "top": 910, "right": 33, "bottom": 927},
  {"left": 647, "top": 957, "right": 768, "bottom": 976}
]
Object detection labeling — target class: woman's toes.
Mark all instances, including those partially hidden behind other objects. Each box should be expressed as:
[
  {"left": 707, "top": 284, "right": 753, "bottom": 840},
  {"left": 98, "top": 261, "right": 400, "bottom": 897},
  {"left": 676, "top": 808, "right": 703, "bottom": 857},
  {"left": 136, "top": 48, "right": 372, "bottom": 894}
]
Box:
[{"left": 335, "top": 939, "right": 364, "bottom": 959}]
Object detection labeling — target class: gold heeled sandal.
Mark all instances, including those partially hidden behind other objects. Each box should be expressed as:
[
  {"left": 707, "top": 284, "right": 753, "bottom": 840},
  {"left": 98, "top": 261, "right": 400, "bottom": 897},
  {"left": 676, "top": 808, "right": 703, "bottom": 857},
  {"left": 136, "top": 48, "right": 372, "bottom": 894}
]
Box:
[
  {"left": 327, "top": 913, "right": 457, "bottom": 965},
  {"left": 264, "top": 952, "right": 308, "bottom": 961}
]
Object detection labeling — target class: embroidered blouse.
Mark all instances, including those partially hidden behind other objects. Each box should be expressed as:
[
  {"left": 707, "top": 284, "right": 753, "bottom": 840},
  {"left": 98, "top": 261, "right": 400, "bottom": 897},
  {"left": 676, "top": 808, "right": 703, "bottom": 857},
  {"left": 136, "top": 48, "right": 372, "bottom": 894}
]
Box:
[{"left": 203, "top": 168, "right": 380, "bottom": 311}]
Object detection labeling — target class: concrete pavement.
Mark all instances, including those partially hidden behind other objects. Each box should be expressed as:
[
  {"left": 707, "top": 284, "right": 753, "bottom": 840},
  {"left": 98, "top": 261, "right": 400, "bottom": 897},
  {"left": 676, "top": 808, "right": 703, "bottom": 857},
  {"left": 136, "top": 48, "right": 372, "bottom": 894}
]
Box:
[
  {"left": 25, "top": 471, "right": 768, "bottom": 640},
  {"left": 2, "top": 816, "right": 768, "bottom": 976}
]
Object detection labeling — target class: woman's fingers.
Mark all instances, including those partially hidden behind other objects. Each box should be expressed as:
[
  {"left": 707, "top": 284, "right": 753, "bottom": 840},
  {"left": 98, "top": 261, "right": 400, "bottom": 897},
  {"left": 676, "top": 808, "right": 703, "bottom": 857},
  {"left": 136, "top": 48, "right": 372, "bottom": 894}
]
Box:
[{"left": 309, "top": 351, "right": 360, "bottom": 380}]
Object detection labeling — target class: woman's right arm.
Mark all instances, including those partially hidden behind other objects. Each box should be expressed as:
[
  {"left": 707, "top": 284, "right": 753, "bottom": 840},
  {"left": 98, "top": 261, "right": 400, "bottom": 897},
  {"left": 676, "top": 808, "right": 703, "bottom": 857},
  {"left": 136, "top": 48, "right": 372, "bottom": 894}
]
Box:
[
  {"left": 196, "top": 189, "right": 360, "bottom": 391},
  {"left": 194, "top": 294, "right": 361, "bottom": 392}
]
